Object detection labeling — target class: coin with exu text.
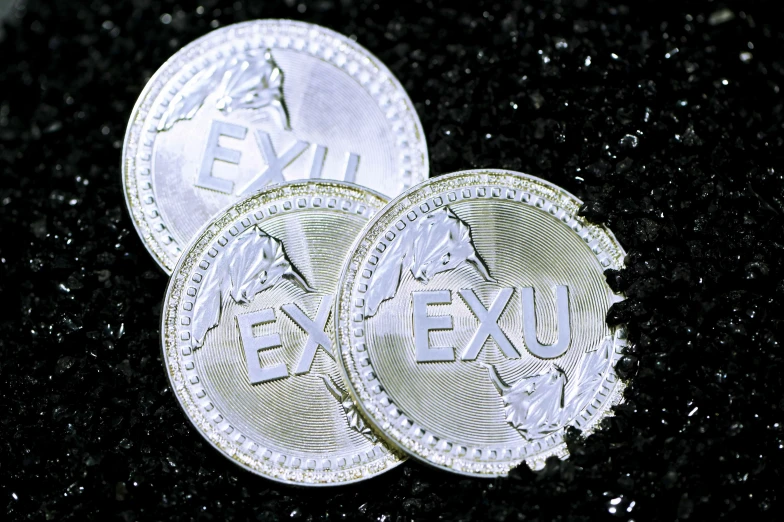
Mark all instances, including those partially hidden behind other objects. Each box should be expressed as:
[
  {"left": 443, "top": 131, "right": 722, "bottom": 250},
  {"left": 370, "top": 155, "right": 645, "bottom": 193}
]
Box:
[
  {"left": 161, "top": 180, "right": 403, "bottom": 485},
  {"left": 336, "top": 169, "right": 629, "bottom": 476},
  {"left": 124, "top": 19, "right": 428, "bottom": 272}
]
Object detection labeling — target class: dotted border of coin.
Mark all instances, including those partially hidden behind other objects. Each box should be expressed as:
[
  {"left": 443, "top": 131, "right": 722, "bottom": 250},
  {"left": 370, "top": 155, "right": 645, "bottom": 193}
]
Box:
[
  {"left": 124, "top": 19, "right": 429, "bottom": 273},
  {"left": 162, "top": 182, "right": 402, "bottom": 485},
  {"left": 337, "top": 170, "right": 628, "bottom": 476}
]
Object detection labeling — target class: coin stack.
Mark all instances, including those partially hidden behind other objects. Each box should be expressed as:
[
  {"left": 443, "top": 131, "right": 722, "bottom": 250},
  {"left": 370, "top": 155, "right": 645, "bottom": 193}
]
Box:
[{"left": 122, "top": 20, "right": 628, "bottom": 486}]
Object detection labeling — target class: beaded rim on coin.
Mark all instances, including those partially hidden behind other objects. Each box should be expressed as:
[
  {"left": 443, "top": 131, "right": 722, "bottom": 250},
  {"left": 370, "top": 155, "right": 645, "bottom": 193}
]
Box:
[
  {"left": 161, "top": 180, "right": 405, "bottom": 486},
  {"left": 123, "top": 19, "right": 429, "bottom": 273},
  {"left": 335, "top": 169, "right": 629, "bottom": 476}
]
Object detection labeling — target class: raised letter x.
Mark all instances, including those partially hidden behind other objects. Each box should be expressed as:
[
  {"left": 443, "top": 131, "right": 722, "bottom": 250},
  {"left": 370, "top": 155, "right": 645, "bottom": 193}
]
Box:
[
  {"left": 238, "top": 130, "right": 309, "bottom": 196},
  {"left": 282, "top": 295, "right": 334, "bottom": 375},
  {"left": 459, "top": 288, "right": 519, "bottom": 360}
]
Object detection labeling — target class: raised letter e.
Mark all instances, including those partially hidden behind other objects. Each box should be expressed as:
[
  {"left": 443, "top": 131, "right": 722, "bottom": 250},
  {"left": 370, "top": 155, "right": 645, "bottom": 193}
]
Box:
[{"left": 412, "top": 290, "right": 454, "bottom": 362}]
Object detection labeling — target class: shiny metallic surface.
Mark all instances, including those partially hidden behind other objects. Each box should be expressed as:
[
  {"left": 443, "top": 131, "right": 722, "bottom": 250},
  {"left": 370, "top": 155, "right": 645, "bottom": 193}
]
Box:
[
  {"left": 161, "top": 181, "right": 403, "bottom": 485},
  {"left": 336, "top": 169, "right": 628, "bottom": 476},
  {"left": 124, "top": 19, "right": 428, "bottom": 273}
]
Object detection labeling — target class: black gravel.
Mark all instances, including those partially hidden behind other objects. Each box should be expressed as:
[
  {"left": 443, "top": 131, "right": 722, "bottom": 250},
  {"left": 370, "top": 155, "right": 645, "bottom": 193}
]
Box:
[{"left": 2, "top": 1, "right": 783, "bottom": 520}]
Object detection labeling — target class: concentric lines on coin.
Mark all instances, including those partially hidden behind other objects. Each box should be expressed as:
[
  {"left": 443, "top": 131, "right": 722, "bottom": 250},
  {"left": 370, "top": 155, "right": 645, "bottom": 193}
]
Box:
[
  {"left": 123, "top": 20, "right": 428, "bottom": 273},
  {"left": 336, "top": 169, "right": 629, "bottom": 476},
  {"left": 162, "top": 181, "right": 402, "bottom": 485}
]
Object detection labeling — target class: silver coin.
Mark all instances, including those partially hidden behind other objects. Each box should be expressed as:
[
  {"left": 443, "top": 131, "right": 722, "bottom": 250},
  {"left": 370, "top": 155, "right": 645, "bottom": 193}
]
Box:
[
  {"left": 161, "top": 181, "right": 403, "bottom": 485},
  {"left": 124, "top": 20, "right": 428, "bottom": 273},
  {"left": 336, "top": 169, "right": 629, "bottom": 476}
]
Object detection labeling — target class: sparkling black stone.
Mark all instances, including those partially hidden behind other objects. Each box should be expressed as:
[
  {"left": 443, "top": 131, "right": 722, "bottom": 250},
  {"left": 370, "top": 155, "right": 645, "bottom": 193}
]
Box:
[{"left": 2, "top": 1, "right": 784, "bottom": 520}]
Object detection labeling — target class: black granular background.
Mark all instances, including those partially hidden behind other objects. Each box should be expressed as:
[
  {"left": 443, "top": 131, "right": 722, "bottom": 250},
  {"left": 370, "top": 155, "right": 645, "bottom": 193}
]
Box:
[{"left": 1, "top": 0, "right": 783, "bottom": 520}]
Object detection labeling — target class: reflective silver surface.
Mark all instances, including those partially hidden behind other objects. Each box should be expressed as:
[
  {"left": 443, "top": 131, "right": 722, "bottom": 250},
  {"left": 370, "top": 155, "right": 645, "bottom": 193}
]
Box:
[
  {"left": 124, "top": 20, "right": 428, "bottom": 273},
  {"left": 336, "top": 169, "right": 629, "bottom": 476},
  {"left": 161, "top": 181, "right": 403, "bottom": 485}
]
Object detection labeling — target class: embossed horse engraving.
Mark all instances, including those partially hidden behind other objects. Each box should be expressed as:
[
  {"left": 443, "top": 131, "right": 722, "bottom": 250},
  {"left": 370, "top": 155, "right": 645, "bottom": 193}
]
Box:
[
  {"left": 364, "top": 207, "right": 493, "bottom": 317},
  {"left": 158, "top": 49, "right": 291, "bottom": 132},
  {"left": 317, "top": 374, "right": 378, "bottom": 442},
  {"left": 481, "top": 337, "right": 616, "bottom": 441},
  {"left": 191, "top": 225, "right": 312, "bottom": 347}
]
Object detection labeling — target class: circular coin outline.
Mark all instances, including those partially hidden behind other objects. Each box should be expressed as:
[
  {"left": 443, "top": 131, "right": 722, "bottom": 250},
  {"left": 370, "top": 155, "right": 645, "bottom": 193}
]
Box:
[
  {"left": 124, "top": 19, "right": 429, "bottom": 274},
  {"left": 335, "top": 169, "right": 629, "bottom": 477},
  {"left": 161, "top": 180, "right": 405, "bottom": 486}
]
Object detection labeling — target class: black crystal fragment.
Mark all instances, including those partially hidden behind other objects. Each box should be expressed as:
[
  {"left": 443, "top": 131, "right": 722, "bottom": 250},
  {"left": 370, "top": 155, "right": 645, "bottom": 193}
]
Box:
[{"left": 2, "top": 1, "right": 784, "bottom": 520}]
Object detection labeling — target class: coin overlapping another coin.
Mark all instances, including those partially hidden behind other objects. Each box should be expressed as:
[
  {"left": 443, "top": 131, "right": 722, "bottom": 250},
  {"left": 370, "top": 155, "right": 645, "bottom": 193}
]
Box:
[
  {"left": 123, "top": 19, "right": 630, "bottom": 486},
  {"left": 123, "top": 19, "right": 428, "bottom": 273},
  {"left": 335, "top": 169, "right": 628, "bottom": 476},
  {"left": 161, "top": 181, "right": 402, "bottom": 485}
]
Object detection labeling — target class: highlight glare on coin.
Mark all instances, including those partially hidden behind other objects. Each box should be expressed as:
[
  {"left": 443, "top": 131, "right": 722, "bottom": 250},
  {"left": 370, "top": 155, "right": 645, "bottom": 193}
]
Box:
[
  {"left": 161, "top": 181, "right": 402, "bottom": 485},
  {"left": 124, "top": 19, "right": 428, "bottom": 273},
  {"left": 336, "top": 169, "right": 629, "bottom": 476}
]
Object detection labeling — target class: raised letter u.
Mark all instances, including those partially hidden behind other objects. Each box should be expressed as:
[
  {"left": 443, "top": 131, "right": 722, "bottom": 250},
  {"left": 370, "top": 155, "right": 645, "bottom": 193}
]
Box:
[{"left": 521, "top": 285, "right": 571, "bottom": 359}]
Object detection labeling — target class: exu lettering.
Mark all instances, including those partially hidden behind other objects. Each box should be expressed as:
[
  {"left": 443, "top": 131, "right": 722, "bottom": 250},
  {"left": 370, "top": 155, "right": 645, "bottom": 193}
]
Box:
[
  {"left": 236, "top": 295, "right": 334, "bottom": 384},
  {"left": 413, "top": 286, "right": 571, "bottom": 362},
  {"left": 196, "top": 120, "right": 360, "bottom": 196}
]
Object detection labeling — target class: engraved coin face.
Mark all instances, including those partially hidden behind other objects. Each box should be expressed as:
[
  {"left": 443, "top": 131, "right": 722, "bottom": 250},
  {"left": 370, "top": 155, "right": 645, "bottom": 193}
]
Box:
[
  {"left": 124, "top": 20, "right": 428, "bottom": 273},
  {"left": 161, "top": 181, "right": 403, "bottom": 485},
  {"left": 336, "top": 169, "right": 628, "bottom": 476}
]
